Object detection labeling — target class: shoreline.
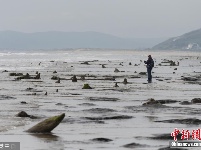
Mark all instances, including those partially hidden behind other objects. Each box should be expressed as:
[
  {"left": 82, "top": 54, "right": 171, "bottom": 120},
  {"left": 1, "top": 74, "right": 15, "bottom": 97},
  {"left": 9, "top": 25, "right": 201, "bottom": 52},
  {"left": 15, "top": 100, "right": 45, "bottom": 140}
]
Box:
[{"left": 0, "top": 49, "right": 201, "bottom": 150}]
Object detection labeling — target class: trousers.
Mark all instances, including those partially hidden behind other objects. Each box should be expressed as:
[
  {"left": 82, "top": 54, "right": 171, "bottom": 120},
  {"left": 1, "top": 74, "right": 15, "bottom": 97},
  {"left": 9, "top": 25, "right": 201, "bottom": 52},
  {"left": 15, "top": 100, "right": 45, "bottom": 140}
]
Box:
[{"left": 147, "top": 67, "right": 152, "bottom": 82}]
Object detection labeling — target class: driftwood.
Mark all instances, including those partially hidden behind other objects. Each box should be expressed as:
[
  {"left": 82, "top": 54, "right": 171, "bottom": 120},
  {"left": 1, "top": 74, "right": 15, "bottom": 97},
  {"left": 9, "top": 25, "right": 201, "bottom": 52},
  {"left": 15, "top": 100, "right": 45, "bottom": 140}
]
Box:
[{"left": 26, "top": 113, "right": 65, "bottom": 133}]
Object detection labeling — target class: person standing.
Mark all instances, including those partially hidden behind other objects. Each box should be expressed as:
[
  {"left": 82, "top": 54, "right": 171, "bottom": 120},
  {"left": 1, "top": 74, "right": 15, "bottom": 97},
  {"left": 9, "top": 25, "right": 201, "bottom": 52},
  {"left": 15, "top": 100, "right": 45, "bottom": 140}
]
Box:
[{"left": 144, "top": 55, "right": 154, "bottom": 83}]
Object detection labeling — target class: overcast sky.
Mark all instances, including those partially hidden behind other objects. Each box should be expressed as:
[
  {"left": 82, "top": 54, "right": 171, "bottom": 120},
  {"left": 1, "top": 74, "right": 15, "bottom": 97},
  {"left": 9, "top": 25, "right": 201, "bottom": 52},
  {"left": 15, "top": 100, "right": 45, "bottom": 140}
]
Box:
[{"left": 0, "top": 0, "right": 201, "bottom": 38}]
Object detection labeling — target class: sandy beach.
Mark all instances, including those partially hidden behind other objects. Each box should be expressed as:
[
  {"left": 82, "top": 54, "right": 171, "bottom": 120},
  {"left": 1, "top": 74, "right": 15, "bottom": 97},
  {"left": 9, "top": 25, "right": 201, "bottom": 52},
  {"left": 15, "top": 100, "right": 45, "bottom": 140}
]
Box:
[{"left": 0, "top": 49, "right": 201, "bottom": 150}]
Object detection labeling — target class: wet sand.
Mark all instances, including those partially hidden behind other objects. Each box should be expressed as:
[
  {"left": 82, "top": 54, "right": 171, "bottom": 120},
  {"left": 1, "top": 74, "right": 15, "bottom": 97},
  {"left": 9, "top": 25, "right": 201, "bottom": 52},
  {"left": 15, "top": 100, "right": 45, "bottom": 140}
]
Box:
[{"left": 0, "top": 49, "right": 201, "bottom": 150}]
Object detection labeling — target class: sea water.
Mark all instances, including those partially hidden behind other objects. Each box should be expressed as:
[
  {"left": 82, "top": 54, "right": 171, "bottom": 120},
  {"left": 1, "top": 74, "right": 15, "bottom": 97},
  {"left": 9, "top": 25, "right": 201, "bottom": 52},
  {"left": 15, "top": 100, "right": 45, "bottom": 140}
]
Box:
[{"left": 0, "top": 49, "right": 201, "bottom": 150}]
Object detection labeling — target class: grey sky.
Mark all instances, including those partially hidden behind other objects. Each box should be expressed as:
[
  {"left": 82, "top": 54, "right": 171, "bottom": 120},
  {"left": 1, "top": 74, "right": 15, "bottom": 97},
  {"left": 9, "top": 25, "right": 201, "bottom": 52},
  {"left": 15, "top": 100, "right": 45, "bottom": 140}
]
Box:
[{"left": 0, "top": 0, "right": 201, "bottom": 38}]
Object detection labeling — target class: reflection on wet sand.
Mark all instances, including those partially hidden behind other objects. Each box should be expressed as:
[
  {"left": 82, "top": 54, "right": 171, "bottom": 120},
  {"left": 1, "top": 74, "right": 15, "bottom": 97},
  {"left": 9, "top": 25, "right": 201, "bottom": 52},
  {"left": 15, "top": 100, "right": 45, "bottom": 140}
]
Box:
[
  {"left": 0, "top": 50, "right": 201, "bottom": 150},
  {"left": 30, "top": 133, "right": 59, "bottom": 141}
]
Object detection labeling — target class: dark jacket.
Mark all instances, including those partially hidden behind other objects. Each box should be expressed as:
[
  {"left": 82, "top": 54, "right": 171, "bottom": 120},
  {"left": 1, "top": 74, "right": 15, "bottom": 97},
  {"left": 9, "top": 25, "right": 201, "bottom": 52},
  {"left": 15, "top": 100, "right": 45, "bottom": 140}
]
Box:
[{"left": 144, "top": 57, "right": 154, "bottom": 69}]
